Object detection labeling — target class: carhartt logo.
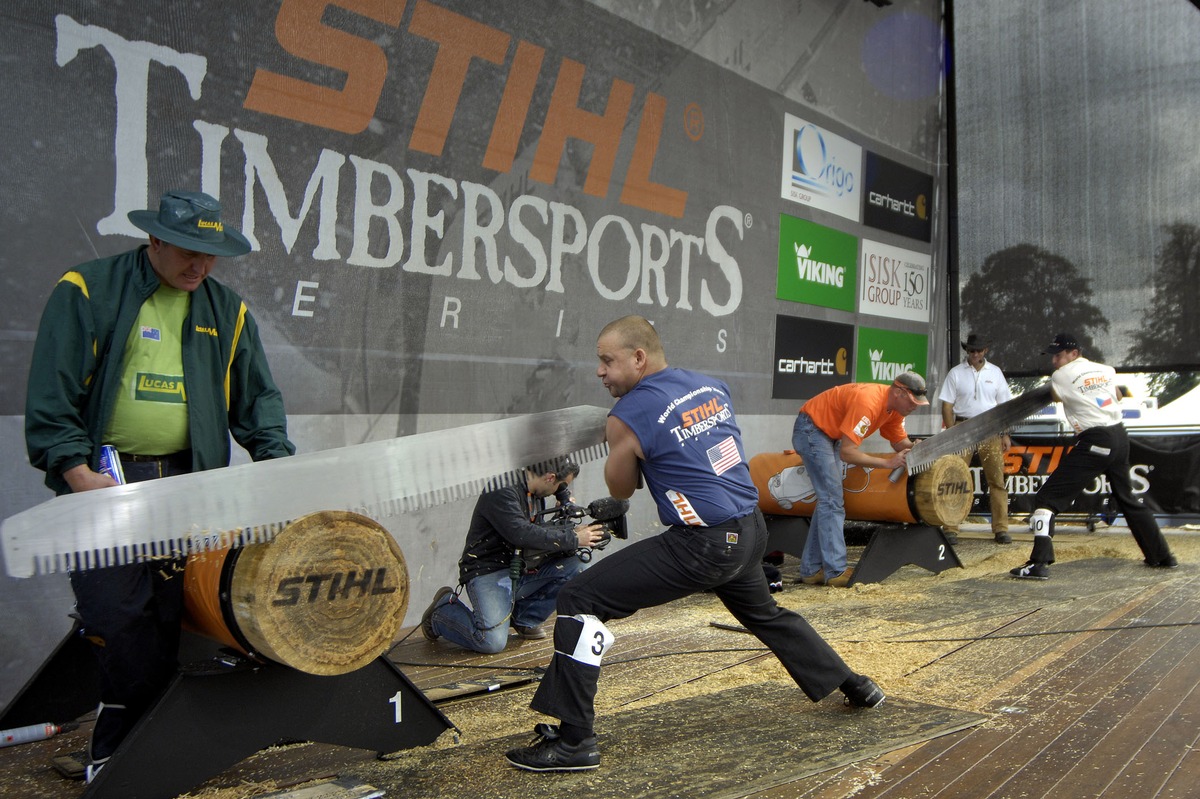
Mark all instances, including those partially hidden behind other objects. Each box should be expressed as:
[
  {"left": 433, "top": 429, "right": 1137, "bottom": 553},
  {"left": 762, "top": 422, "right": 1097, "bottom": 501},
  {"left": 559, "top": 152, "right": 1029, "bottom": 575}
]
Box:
[{"left": 196, "top": 219, "right": 224, "bottom": 232}]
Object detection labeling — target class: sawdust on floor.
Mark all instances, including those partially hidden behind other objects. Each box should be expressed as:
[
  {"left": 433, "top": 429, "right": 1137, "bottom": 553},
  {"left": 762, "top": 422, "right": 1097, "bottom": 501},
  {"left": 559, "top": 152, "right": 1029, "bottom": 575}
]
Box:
[{"left": 179, "top": 526, "right": 1199, "bottom": 798}]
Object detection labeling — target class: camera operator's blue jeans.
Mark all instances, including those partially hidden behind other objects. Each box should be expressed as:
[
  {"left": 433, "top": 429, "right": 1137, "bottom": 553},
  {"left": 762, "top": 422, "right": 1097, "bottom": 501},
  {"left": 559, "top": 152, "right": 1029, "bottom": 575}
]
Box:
[
  {"left": 791, "top": 412, "right": 848, "bottom": 579},
  {"left": 430, "top": 556, "right": 587, "bottom": 654}
]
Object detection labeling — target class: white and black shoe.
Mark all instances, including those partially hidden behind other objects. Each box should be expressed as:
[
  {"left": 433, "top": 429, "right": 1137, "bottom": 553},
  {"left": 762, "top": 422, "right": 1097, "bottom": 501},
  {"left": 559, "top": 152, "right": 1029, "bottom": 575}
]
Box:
[
  {"left": 1010, "top": 561, "right": 1050, "bottom": 580},
  {"left": 85, "top": 757, "right": 108, "bottom": 785},
  {"left": 505, "top": 725, "right": 600, "bottom": 772},
  {"left": 841, "top": 674, "right": 885, "bottom": 708}
]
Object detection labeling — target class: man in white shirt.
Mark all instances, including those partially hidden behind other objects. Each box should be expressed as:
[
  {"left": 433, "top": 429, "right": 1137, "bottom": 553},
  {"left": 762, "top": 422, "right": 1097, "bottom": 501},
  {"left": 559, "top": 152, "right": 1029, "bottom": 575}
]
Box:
[
  {"left": 938, "top": 334, "right": 1013, "bottom": 543},
  {"left": 1010, "top": 333, "right": 1177, "bottom": 580}
]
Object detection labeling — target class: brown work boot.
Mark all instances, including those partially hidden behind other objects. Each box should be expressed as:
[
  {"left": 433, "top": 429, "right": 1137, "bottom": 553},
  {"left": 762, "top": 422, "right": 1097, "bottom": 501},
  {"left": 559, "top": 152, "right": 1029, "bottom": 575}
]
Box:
[
  {"left": 827, "top": 568, "right": 855, "bottom": 588},
  {"left": 800, "top": 569, "right": 826, "bottom": 586},
  {"left": 994, "top": 530, "right": 1012, "bottom": 544}
]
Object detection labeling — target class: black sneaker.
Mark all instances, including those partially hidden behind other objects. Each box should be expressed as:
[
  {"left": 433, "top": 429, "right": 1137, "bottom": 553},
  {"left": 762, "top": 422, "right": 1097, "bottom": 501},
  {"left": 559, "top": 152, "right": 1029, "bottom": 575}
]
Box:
[
  {"left": 994, "top": 531, "right": 1013, "bottom": 544},
  {"left": 1010, "top": 561, "right": 1050, "bottom": 580},
  {"left": 505, "top": 726, "right": 600, "bottom": 772},
  {"left": 841, "top": 674, "right": 885, "bottom": 708},
  {"left": 420, "top": 586, "right": 454, "bottom": 641},
  {"left": 1145, "top": 555, "right": 1179, "bottom": 569}
]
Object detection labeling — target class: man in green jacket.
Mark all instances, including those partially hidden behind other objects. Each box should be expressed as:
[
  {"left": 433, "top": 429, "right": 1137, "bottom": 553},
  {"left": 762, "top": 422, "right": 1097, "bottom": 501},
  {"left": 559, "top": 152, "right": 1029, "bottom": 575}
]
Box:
[{"left": 24, "top": 190, "right": 294, "bottom": 782}]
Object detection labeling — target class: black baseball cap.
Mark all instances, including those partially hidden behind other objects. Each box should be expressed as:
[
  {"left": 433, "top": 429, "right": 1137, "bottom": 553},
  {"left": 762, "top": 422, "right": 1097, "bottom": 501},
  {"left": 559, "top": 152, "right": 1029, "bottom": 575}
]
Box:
[{"left": 1042, "top": 333, "right": 1081, "bottom": 355}]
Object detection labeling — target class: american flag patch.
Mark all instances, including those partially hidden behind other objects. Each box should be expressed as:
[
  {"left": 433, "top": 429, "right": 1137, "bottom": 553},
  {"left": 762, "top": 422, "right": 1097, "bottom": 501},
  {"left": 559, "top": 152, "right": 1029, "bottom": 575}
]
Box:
[
  {"left": 706, "top": 436, "right": 742, "bottom": 475},
  {"left": 141, "top": 326, "right": 161, "bottom": 341}
]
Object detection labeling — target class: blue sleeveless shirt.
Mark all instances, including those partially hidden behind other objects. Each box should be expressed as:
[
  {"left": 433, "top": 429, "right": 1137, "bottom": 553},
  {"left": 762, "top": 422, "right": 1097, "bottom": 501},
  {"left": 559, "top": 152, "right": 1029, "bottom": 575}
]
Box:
[{"left": 610, "top": 368, "right": 759, "bottom": 526}]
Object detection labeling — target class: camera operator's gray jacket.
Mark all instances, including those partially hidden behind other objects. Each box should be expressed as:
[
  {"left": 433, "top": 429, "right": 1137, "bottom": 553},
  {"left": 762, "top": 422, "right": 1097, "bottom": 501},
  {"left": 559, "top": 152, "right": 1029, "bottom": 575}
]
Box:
[{"left": 458, "top": 483, "right": 579, "bottom": 584}]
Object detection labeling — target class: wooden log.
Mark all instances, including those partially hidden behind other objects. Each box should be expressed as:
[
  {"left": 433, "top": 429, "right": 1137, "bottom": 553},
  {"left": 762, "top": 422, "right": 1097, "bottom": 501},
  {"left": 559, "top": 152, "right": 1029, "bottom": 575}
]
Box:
[
  {"left": 749, "top": 451, "right": 972, "bottom": 529},
  {"left": 182, "top": 510, "right": 409, "bottom": 676}
]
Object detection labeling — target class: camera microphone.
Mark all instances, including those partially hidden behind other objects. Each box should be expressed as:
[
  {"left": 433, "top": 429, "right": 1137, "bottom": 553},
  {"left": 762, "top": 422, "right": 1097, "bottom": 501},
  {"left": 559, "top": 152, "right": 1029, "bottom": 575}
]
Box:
[{"left": 586, "top": 496, "right": 630, "bottom": 522}]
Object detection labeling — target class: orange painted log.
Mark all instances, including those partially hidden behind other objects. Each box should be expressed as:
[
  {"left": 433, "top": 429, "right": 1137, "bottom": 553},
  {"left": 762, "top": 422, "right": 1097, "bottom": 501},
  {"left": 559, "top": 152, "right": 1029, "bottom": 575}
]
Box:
[
  {"left": 749, "top": 451, "right": 972, "bottom": 529},
  {"left": 182, "top": 510, "right": 409, "bottom": 675}
]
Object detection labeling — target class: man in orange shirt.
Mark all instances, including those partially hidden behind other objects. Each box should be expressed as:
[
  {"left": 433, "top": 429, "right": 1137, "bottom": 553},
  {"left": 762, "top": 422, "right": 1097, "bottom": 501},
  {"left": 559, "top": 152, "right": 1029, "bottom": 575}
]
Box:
[{"left": 791, "top": 373, "right": 928, "bottom": 586}]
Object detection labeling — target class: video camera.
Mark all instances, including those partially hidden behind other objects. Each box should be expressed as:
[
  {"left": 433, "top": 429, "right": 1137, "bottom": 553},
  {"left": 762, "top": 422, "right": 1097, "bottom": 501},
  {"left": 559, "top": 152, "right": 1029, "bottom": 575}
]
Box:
[{"left": 525, "top": 496, "right": 630, "bottom": 567}]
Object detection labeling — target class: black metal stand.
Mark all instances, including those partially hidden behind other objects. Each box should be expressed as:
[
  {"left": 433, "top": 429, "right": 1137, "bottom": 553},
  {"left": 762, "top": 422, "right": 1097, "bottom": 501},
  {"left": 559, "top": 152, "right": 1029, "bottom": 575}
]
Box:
[
  {"left": 0, "top": 622, "right": 99, "bottom": 730},
  {"left": 82, "top": 654, "right": 454, "bottom": 799},
  {"left": 2, "top": 627, "right": 454, "bottom": 799},
  {"left": 764, "top": 514, "right": 810, "bottom": 558},
  {"left": 847, "top": 523, "right": 962, "bottom": 585},
  {"left": 763, "top": 515, "right": 962, "bottom": 585}
]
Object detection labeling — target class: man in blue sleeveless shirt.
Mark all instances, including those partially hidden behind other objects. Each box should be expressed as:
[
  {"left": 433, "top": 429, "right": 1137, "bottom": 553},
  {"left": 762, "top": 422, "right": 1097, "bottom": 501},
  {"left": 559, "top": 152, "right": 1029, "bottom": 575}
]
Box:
[{"left": 506, "top": 316, "right": 883, "bottom": 772}]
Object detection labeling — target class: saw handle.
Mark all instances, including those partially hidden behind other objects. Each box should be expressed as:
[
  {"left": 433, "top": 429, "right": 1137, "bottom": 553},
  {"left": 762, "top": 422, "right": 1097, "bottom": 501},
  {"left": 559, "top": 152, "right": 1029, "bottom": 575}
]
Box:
[{"left": 888, "top": 435, "right": 926, "bottom": 482}]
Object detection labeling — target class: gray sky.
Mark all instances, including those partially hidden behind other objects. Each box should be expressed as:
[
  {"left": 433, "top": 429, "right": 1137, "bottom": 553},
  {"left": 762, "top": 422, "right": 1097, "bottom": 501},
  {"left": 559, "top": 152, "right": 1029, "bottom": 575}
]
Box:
[{"left": 955, "top": 0, "right": 1200, "bottom": 363}]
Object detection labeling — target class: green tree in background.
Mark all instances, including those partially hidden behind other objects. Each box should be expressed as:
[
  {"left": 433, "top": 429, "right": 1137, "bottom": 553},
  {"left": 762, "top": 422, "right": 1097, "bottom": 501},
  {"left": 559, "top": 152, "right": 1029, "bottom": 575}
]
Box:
[
  {"left": 961, "top": 244, "right": 1108, "bottom": 376},
  {"left": 1126, "top": 223, "right": 1200, "bottom": 406}
]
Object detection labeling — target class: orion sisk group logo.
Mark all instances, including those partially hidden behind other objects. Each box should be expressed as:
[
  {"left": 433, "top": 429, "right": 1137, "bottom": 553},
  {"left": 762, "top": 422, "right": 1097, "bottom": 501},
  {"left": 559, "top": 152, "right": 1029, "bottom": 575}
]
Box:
[
  {"left": 772, "top": 315, "right": 853, "bottom": 400},
  {"left": 777, "top": 214, "right": 858, "bottom": 311},
  {"left": 854, "top": 327, "right": 928, "bottom": 385},
  {"left": 780, "top": 113, "right": 862, "bottom": 222}
]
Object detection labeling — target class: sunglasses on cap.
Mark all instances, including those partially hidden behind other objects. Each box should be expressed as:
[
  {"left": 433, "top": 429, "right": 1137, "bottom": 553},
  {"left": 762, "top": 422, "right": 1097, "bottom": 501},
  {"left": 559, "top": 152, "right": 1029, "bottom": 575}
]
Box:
[{"left": 893, "top": 383, "right": 927, "bottom": 398}]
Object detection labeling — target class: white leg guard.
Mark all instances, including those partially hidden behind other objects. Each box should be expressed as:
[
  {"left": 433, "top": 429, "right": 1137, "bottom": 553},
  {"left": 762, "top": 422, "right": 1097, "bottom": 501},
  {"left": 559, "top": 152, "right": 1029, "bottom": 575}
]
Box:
[
  {"left": 558, "top": 614, "right": 614, "bottom": 667},
  {"left": 1028, "top": 508, "right": 1054, "bottom": 537}
]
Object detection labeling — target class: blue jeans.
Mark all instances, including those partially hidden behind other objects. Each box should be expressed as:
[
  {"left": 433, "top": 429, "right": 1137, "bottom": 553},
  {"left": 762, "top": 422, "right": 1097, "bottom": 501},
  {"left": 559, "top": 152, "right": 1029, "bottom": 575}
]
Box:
[
  {"left": 791, "top": 412, "right": 847, "bottom": 578},
  {"left": 430, "top": 555, "right": 587, "bottom": 654}
]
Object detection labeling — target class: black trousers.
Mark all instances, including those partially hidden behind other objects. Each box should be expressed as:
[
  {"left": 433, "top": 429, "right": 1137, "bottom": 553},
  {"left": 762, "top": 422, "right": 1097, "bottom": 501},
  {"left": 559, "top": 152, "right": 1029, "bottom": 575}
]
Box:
[
  {"left": 529, "top": 509, "right": 852, "bottom": 729},
  {"left": 68, "top": 454, "right": 192, "bottom": 761},
  {"left": 1034, "top": 424, "right": 1172, "bottom": 564}
]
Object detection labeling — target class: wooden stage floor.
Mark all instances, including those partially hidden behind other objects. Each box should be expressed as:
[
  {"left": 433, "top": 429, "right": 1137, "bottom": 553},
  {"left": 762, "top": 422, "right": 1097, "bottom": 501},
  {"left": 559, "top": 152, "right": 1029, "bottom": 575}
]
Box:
[{"left": 1, "top": 527, "right": 1197, "bottom": 798}]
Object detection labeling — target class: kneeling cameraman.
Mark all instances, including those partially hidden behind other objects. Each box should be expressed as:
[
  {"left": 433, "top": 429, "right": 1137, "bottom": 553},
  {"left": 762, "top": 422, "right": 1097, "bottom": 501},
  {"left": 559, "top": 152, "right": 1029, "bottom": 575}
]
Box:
[{"left": 421, "top": 458, "right": 605, "bottom": 653}]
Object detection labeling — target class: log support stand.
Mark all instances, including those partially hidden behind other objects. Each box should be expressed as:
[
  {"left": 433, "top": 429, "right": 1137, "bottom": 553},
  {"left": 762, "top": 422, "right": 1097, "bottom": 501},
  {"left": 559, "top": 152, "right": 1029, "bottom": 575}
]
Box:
[
  {"left": 764, "top": 515, "right": 963, "bottom": 585},
  {"left": 2, "top": 630, "right": 454, "bottom": 799}
]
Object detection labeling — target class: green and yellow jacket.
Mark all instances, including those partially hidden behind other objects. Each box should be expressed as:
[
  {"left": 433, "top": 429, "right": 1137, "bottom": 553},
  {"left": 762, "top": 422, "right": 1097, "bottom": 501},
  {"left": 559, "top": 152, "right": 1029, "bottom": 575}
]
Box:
[{"left": 25, "top": 246, "right": 294, "bottom": 494}]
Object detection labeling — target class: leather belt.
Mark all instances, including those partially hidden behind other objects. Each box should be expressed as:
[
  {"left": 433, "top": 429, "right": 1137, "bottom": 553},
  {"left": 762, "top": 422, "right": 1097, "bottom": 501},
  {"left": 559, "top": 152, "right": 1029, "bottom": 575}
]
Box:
[{"left": 119, "top": 450, "right": 192, "bottom": 466}]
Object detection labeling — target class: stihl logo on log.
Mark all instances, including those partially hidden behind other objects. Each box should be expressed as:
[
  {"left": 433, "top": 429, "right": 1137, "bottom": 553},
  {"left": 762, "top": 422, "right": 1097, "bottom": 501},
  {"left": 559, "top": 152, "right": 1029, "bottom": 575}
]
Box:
[
  {"left": 937, "top": 481, "right": 971, "bottom": 497},
  {"left": 272, "top": 568, "right": 398, "bottom": 606}
]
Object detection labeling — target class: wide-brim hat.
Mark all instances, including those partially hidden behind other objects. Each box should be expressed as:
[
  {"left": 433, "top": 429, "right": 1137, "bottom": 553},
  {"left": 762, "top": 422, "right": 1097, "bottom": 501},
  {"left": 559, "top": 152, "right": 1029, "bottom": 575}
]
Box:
[
  {"left": 128, "top": 191, "right": 251, "bottom": 257},
  {"left": 961, "top": 333, "right": 990, "bottom": 351}
]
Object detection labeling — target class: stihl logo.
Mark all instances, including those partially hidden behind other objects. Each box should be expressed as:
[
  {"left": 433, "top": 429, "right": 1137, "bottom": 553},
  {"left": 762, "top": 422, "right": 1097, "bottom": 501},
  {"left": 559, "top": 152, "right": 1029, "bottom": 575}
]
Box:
[
  {"left": 937, "top": 481, "right": 970, "bottom": 496},
  {"left": 272, "top": 568, "right": 398, "bottom": 606},
  {"left": 245, "top": 0, "right": 688, "bottom": 217}
]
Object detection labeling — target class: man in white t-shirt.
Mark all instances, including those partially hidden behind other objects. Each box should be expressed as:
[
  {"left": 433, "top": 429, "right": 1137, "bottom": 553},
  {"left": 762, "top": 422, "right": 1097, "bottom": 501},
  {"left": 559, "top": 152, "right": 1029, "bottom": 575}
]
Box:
[
  {"left": 938, "top": 333, "right": 1013, "bottom": 544},
  {"left": 1010, "top": 333, "right": 1177, "bottom": 580}
]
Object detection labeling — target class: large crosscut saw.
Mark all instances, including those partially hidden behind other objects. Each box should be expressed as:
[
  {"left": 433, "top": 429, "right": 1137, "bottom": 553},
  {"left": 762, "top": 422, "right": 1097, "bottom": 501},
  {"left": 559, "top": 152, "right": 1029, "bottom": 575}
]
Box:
[
  {"left": 2, "top": 406, "right": 610, "bottom": 578},
  {"left": 898, "top": 385, "right": 1054, "bottom": 478}
]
